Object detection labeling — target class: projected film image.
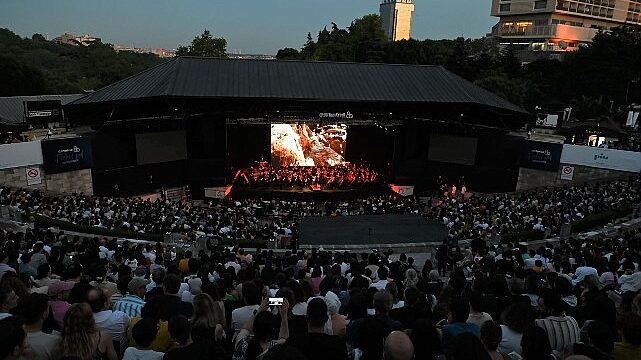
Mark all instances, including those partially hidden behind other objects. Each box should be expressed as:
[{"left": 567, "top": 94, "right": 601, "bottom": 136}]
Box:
[{"left": 271, "top": 123, "right": 347, "bottom": 167}]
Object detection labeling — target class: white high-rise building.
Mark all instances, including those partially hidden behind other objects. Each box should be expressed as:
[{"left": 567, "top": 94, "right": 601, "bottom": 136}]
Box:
[{"left": 380, "top": 0, "right": 415, "bottom": 41}]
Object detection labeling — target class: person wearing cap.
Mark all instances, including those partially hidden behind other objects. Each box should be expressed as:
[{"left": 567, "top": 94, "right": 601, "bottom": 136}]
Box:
[
  {"left": 87, "top": 287, "right": 130, "bottom": 356},
  {"left": 47, "top": 280, "right": 73, "bottom": 328},
  {"left": 113, "top": 278, "right": 147, "bottom": 318}
]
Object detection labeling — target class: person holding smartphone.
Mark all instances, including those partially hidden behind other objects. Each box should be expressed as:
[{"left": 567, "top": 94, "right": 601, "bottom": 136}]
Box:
[{"left": 233, "top": 297, "right": 290, "bottom": 360}]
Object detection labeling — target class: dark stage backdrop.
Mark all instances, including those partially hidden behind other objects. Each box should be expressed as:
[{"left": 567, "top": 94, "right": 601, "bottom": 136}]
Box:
[
  {"left": 227, "top": 124, "right": 270, "bottom": 171},
  {"left": 428, "top": 134, "right": 478, "bottom": 166},
  {"left": 395, "top": 124, "right": 523, "bottom": 193},
  {"left": 135, "top": 130, "right": 188, "bottom": 165},
  {"left": 345, "top": 125, "right": 395, "bottom": 175}
]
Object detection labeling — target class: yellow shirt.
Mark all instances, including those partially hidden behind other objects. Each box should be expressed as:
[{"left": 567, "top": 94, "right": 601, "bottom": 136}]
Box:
[
  {"left": 179, "top": 258, "right": 190, "bottom": 273},
  {"left": 129, "top": 318, "right": 176, "bottom": 352}
]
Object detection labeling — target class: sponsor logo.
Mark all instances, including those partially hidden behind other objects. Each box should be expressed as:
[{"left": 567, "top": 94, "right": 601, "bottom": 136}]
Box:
[
  {"left": 55, "top": 145, "right": 84, "bottom": 165},
  {"left": 319, "top": 111, "right": 354, "bottom": 119},
  {"left": 594, "top": 153, "right": 609, "bottom": 161}
]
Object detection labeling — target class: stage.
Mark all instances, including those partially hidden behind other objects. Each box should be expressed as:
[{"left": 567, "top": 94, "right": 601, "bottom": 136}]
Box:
[
  {"left": 299, "top": 214, "right": 447, "bottom": 248},
  {"left": 230, "top": 185, "right": 391, "bottom": 200}
]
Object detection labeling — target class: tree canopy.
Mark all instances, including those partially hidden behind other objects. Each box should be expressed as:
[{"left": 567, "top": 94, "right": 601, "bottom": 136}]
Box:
[
  {"left": 277, "top": 15, "right": 641, "bottom": 112},
  {"left": 176, "top": 29, "right": 227, "bottom": 57},
  {"left": 0, "top": 28, "right": 164, "bottom": 96}
]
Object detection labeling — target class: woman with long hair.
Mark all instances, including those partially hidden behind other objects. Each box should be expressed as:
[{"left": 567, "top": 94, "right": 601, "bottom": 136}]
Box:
[
  {"left": 56, "top": 302, "right": 117, "bottom": 360},
  {"left": 191, "top": 293, "right": 225, "bottom": 344}
]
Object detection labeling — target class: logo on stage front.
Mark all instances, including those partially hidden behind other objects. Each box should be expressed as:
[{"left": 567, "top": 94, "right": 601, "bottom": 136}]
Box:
[{"left": 319, "top": 111, "right": 354, "bottom": 119}]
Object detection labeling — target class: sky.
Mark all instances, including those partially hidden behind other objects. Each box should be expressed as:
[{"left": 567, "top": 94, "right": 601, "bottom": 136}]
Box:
[{"left": 0, "top": 0, "right": 496, "bottom": 55}]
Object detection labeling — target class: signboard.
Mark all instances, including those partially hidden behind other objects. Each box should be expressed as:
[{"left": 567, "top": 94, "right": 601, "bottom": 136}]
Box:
[
  {"left": 0, "top": 141, "right": 43, "bottom": 170},
  {"left": 25, "top": 167, "right": 42, "bottom": 186},
  {"left": 24, "top": 100, "right": 63, "bottom": 124},
  {"left": 560, "top": 145, "right": 641, "bottom": 173},
  {"left": 390, "top": 185, "right": 414, "bottom": 197},
  {"left": 41, "top": 137, "right": 93, "bottom": 174},
  {"left": 518, "top": 140, "right": 563, "bottom": 171},
  {"left": 560, "top": 165, "right": 575, "bottom": 181},
  {"left": 204, "top": 186, "right": 232, "bottom": 199}
]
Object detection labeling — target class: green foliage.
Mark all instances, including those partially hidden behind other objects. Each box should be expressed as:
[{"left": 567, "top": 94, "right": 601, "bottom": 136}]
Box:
[
  {"left": 176, "top": 29, "right": 227, "bottom": 57},
  {"left": 276, "top": 48, "right": 300, "bottom": 60},
  {"left": 474, "top": 75, "right": 524, "bottom": 106},
  {"left": 0, "top": 56, "right": 47, "bottom": 96},
  {"left": 278, "top": 17, "right": 641, "bottom": 110},
  {"left": 0, "top": 28, "right": 165, "bottom": 95}
]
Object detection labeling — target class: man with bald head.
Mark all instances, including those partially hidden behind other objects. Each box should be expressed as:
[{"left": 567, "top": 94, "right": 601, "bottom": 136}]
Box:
[{"left": 384, "top": 331, "right": 415, "bottom": 360}]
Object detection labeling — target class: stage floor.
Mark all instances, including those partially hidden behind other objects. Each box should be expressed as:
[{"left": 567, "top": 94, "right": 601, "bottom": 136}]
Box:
[{"left": 299, "top": 214, "right": 448, "bottom": 247}]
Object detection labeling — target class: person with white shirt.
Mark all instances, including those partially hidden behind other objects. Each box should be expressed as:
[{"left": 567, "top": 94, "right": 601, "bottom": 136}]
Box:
[
  {"left": 231, "top": 281, "right": 261, "bottom": 333},
  {"left": 619, "top": 261, "right": 641, "bottom": 294},
  {"left": 370, "top": 266, "right": 390, "bottom": 290},
  {"left": 87, "top": 287, "right": 130, "bottom": 355},
  {"left": 20, "top": 293, "right": 61, "bottom": 360}
]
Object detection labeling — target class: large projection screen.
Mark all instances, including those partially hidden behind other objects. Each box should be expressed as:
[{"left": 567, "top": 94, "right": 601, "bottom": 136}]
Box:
[
  {"left": 136, "top": 131, "right": 188, "bottom": 165},
  {"left": 271, "top": 123, "right": 347, "bottom": 166},
  {"left": 428, "top": 134, "right": 478, "bottom": 165}
]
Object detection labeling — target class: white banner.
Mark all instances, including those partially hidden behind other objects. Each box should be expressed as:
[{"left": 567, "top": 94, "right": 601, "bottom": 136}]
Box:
[
  {"left": 204, "top": 186, "right": 231, "bottom": 199},
  {"left": 560, "top": 145, "right": 641, "bottom": 172},
  {"left": 0, "top": 141, "right": 43, "bottom": 170},
  {"left": 390, "top": 185, "right": 414, "bottom": 197}
]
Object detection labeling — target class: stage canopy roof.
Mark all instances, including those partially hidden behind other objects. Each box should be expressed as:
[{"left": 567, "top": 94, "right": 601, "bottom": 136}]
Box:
[{"left": 68, "top": 57, "right": 527, "bottom": 115}]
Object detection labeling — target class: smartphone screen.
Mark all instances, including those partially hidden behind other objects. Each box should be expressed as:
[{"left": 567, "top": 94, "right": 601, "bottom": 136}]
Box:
[{"left": 269, "top": 297, "right": 283, "bottom": 306}]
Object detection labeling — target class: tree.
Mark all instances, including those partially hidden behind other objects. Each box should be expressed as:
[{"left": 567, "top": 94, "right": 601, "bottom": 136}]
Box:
[
  {"left": 176, "top": 29, "right": 227, "bottom": 57},
  {"left": 499, "top": 45, "right": 521, "bottom": 78},
  {"left": 276, "top": 48, "right": 300, "bottom": 60},
  {"left": 349, "top": 14, "right": 388, "bottom": 63},
  {"left": 0, "top": 56, "right": 47, "bottom": 96},
  {"left": 31, "top": 33, "right": 46, "bottom": 42},
  {"left": 300, "top": 32, "right": 316, "bottom": 59},
  {"left": 475, "top": 75, "right": 524, "bottom": 106}
]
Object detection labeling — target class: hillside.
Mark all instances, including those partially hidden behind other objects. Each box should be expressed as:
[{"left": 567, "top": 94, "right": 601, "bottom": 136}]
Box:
[{"left": 0, "top": 28, "right": 165, "bottom": 96}]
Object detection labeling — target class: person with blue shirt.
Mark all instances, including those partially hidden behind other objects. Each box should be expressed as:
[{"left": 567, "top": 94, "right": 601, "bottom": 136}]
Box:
[{"left": 440, "top": 297, "right": 481, "bottom": 356}]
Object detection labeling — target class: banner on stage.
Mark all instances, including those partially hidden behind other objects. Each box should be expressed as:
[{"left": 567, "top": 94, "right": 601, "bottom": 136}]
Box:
[
  {"left": 204, "top": 186, "right": 232, "bottom": 199},
  {"left": 390, "top": 185, "right": 414, "bottom": 197}
]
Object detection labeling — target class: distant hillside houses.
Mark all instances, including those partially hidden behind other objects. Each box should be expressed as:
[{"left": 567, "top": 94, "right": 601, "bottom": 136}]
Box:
[
  {"left": 53, "top": 32, "right": 100, "bottom": 46},
  {"left": 113, "top": 44, "right": 175, "bottom": 58}
]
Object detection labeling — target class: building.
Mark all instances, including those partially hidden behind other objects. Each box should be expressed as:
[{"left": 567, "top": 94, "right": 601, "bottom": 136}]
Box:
[
  {"left": 491, "top": 0, "right": 641, "bottom": 53},
  {"left": 113, "top": 44, "right": 176, "bottom": 58},
  {"left": 64, "top": 57, "right": 527, "bottom": 196},
  {"left": 380, "top": 0, "right": 415, "bottom": 41},
  {"left": 53, "top": 33, "right": 101, "bottom": 46}
]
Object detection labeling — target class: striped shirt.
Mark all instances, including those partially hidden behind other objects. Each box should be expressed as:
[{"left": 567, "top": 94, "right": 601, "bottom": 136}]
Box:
[
  {"left": 535, "top": 316, "right": 580, "bottom": 353},
  {"left": 113, "top": 295, "right": 145, "bottom": 318}
]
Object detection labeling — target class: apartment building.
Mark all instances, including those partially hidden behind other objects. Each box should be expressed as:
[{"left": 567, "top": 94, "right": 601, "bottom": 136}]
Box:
[{"left": 491, "top": 0, "right": 641, "bottom": 52}]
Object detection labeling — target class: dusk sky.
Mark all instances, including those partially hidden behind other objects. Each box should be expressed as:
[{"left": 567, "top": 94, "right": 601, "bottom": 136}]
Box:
[{"left": 1, "top": 0, "right": 495, "bottom": 54}]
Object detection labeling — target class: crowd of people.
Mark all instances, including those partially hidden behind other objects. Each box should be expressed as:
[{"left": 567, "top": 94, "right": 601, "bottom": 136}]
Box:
[
  {"left": 424, "top": 176, "right": 641, "bottom": 240},
  {"left": 2, "top": 175, "right": 640, "bottom": 247},
  {"left": 1, "top": 224, "right": 641, "bottom": 360},
  {"left": 237, "top": 164, "right": 382, "bottom": 190}
]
